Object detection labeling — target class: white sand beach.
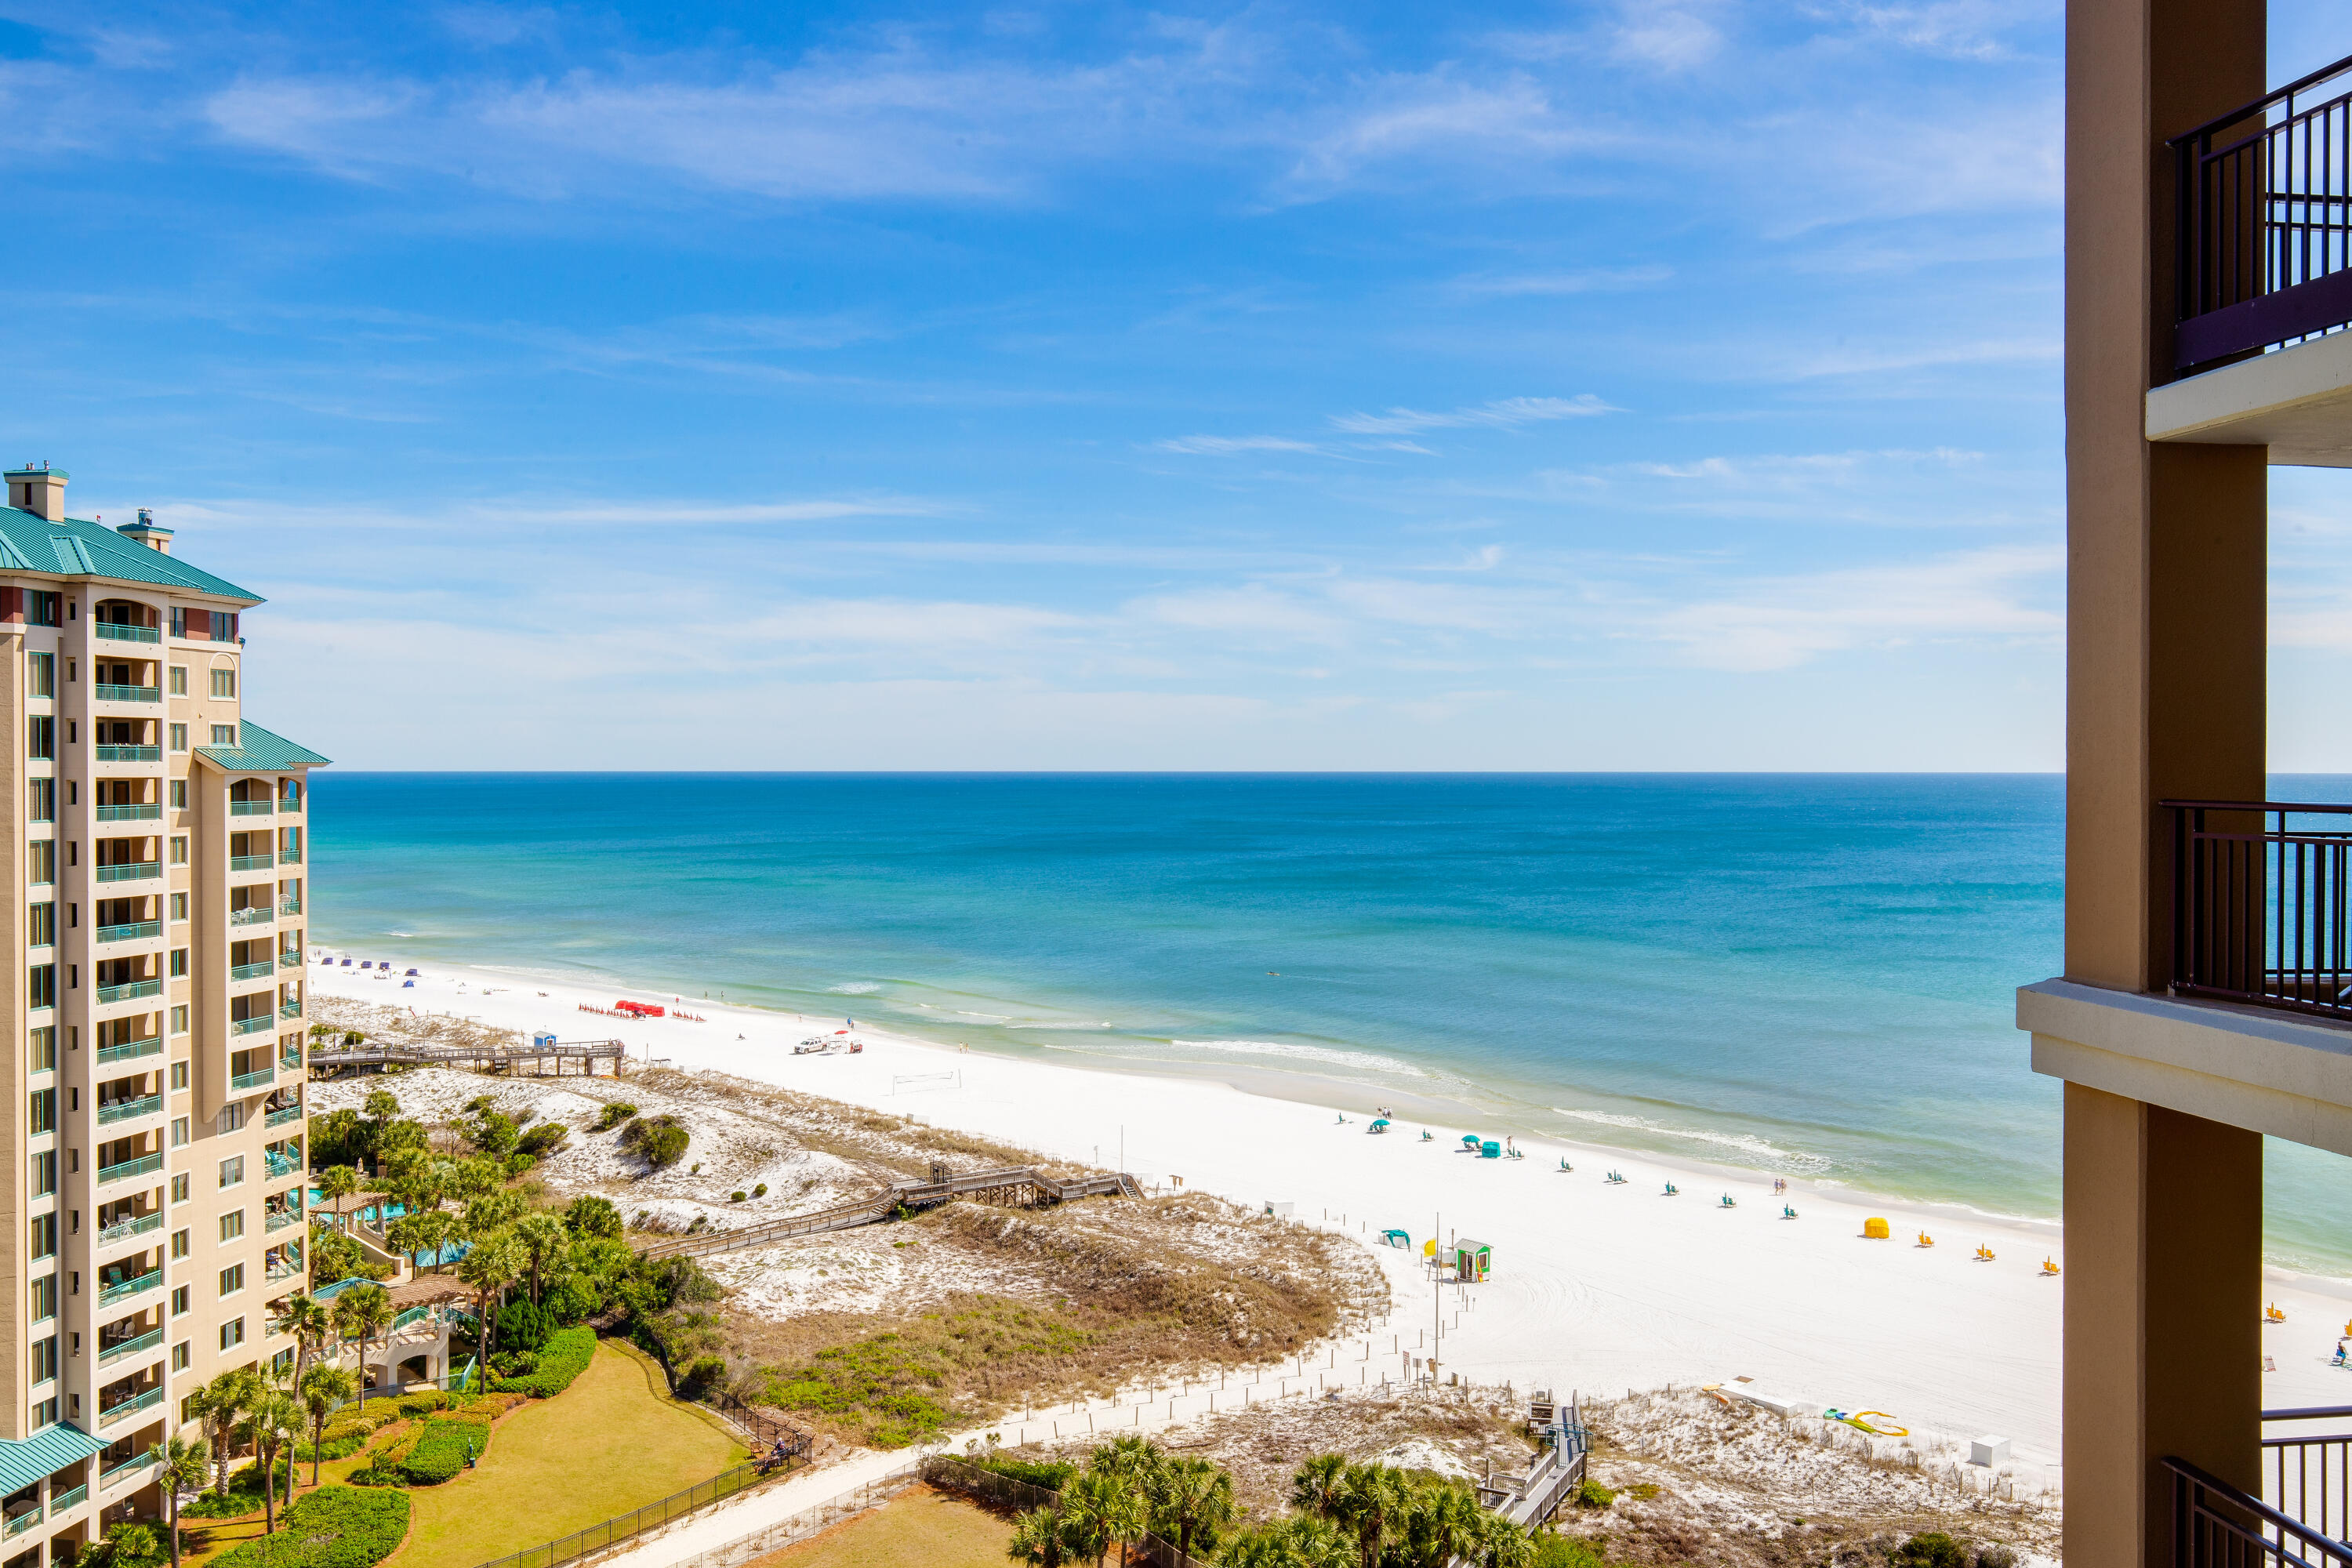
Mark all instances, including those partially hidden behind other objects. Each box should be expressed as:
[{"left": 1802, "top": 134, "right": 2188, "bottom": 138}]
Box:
[{"left": 307, "top": 953, "right": 2352, "bottom": 1483}]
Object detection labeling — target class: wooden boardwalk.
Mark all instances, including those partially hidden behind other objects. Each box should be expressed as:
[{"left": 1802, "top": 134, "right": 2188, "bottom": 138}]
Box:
[
  {"left": 307, "top": 1037, "right": 627, "bottom": 1077},
  {"left": 634, "top": 1163, "right": 1144, "bottom": 1261}
]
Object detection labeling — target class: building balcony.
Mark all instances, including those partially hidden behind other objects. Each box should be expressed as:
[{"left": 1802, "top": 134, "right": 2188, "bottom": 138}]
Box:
[
  {"left": 230, "top": 960, "right": 272, "bottom": 982},
  {"left": 93, "top": 622, "right": 158, "bottom": 644},
  {"left": 5, "top": 1506, "right": 40, "bottom": 1538},
  {"left": 229, "top": 854, "right": 273, "bottom": 874},
  {"left": 266, "top": 1257, "right": 299, "bottom": 1283},
  {"left": 98, "top": 1453, "right": 154, "bottom": 1492},
  {"left": 96, "top": 1327, "right": 161, "bottom": 1367},
  {"left": 263, "top": 1149, "right": 299, "bottom": 1180},
  {"left": 265, "top": 1203, "right": 302, "bottom": 1230},
  {"left": 93, "top": 804, "right": 158, "bottom": 822},
  {"left": 96, "top": 1269, "right": 161, "bottom": 1307},
  {"left": 279, "top": 796, "right": 303, "bottom": 815},
  {"left": 96, "top": 1212, "right": 162, "bottom": 1247},
  {"left": 265, "top": 1102, "right": 302, "bottom": 1129},
  {"left": 231, "top": 1015, "right": 272, "bottom": 1036},
  {"left": 95, "top": 921, "right": 159, "bottom": 946},
  {"left": 94, "top": 1036, "right": 160, "bottom": 1066},
  {"left": 93, "top": 746, "right": 159, "bottom": 764},
  {"left": 280, "top": 1000, "right": 301, "bottom": 1019},
  {"left": 49, "top": 1483, "right": 86, "bottom": 1513},
  {"left": 96, "top": 1094, "right": 161, "bottom": 1126},
  {"left": 280, "top": 951, "right": 302, "bottom": 969},
  {"left": 95, "top": 978, "right": 159, "bottom": 1004},
  {"left": 229, "top": 800, "right": 274, "bottom": 817},
  {"left": 279, "top": 898, "right": 302, "bottom": 915},
  {"left": 92, "top": 684, "right": 159, "bottom": 704},
  {"left": 97, "top": 1151, "right": 162, "bottom": 1186},
  {"left": 96, "top": 1386, "right": 162, "bottom": 1427},
  {"left": 230, "top": 906, "right": 274, "bottom": 927},
  {"left": 232, "top": 1065, "right": 274, "bottom": 1091},
  {"left": 94, "top": 862, "right": 158, "bottom": 884}
]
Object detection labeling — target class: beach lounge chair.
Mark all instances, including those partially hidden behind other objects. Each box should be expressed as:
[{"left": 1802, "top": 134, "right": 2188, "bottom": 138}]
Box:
[
  {"left": 406, "top": 968, "right": 419, "bottom": 976},
  {"left": 1783, "top": 1205, "right": 1798, "bottom": 1219},
  {"left": 1975, "top": 1244, "right": 1996, "bottom": 1261},
  {"left": 1420, "top": 1129, "right": 1432, "bottom": 1141},
  {"left": 1606, "top": 1170, "right": 1625, "bottom": 1184},
  {"left": 1719, "top": 1193, "right": 1736, "bottom": 1207},
  {"left": 1663, "top": 1181, "right": 1679, "bottom": 1196},
  {"left": 2267, "top": 1302, "right": 2286, "bottom": 1322},
  {"left": 1558, "top": 1158, "right": 1573, "bottom": 1172}
]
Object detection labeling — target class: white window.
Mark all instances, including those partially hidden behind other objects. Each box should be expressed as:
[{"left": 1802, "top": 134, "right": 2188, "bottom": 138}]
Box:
[
  {"left": 218, "top": 1263, "right": 243, "bottom": 1297},
  {"left": 169, "top": 837, "right": 187, "bottom": 866},
  {"left": 167, "top": 666, "right": 186, "bottom": 696},
  {"left": 170, "top": 1116, "right": 187, "bottom": 1147},
  {"left": 170, "top": 1004, "right": 188, "bottom": 1035},
  {"left": 218, "top": 1316, "right": 243, "bottom": 1350},
  {"left": 218, "top": 1103, "right": 242, "bottom": 1134},
  {"left": 172, "top": 1341, "right": 189, "bottom": 1372},
  {"left": 170, "top": 1229, "right": 187, "bottom": 1261},
  {"left": 218, "top": 1155, "right": 244, "bottom": 1189},
  {"left": 209, "top": 725, "right": 234, "bottom": 747},
  {"left": 168, "top": 724, "right": 186, "bottom": 753},
  {"left": 218, "top": 1210, "right": 243, "bottom": 1243},
  {"left": 171, "top": 1173, "right": 189, "bottom": 1204},
  {"left": 209, "top": 669, "right": 235, "bottom": 699}
]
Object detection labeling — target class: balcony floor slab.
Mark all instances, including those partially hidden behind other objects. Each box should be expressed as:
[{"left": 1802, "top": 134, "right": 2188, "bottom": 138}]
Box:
[
  {"left": 2147, "top": 328, "right": 2352, "bottom": 466},
  {"left": 2021, "top": 978, "right": 2352, "bottom": 1155}
]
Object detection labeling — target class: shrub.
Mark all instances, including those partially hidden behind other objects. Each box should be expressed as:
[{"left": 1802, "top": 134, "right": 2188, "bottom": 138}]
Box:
[
  {"left": 618, "top": 1115, "right": 688, "bottom": 1170},
  {"left": 1896, "top": 1534, "right": 1970, "bottom": 1568},
  {"left": 210, "top": 1486, "right": 409, "bottom": 1568},
  {"left": 564, "top": 1195, "right": 623, "bottom": 1240},
  {"left": 517, "top": 1122, "right": 568, "bottom": 1157},
  {"left": 731, "top": 1191, "right": 747, "bottom": 1203},
  {"left": 681, "top": 1356, "right": 727, "bottom": 1394},
  {"left": 490, "top": 1326, "right": 596, "bottom": 1397},
  {"left": 593, "top": 1102, "right": 638, "bottom": 1132},
  {"left": 1573, "top": 1478, "right": 1616, "bottom": 1508},
  {"left": 1532, "top": 1535, "right": 1611, "bottom": 1568},
  {"left": 544, "top": 1273, "right": 600, "bottom": 1325},
  {"left": 400, "top": 1417, "right": 492, "bottom": 1486},
  {"left": 1976, "top": 1548, "right": 2019, "bottom": 1568},
  {"left": 753, "top": 1183, "right": 768, "bottom": 1198},
  {"left": 496, "top": 1299, "right": 554, "bottom": 1355},
  {"left": 975, "top": 1454, "right": 1076, "bottom": 1490},
  {"left": 395, "top": 1391, "right": 447, "bottom": 1417},
  {"left": 504, "top": 1152, "right": 538, "bottom": 1177}
]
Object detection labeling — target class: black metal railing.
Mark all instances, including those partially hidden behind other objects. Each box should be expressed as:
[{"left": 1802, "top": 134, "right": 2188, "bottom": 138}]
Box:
[
  {"left": 2266, "top": 1407, "right": 2352, "bottom": 1547},
  {"left": 2172, "top": 52, "right": 2352, "bottom": 368},
  {"left": 2166, "top": 801, "right": 2352, "bottom": 1021}
]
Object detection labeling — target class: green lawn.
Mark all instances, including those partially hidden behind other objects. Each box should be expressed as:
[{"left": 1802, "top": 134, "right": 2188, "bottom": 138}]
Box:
[
  {"left": 752, "top": 1486, "right": 1014, "bottom": 1568},
  {"left": 393, "top": 1341, "right": 746, "bottom": 1568}
]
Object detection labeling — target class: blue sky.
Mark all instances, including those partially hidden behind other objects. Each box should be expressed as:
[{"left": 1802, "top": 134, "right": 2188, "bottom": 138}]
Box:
[{"left": 2, "top": 1, "right": 2347, "bottom": 770}]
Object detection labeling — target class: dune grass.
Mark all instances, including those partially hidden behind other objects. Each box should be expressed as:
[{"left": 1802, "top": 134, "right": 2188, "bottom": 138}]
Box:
[
  {"left": 393, "top": 1340, "right": 746, "bottom": 1568},
  {"left": 749, "top": 1486, "right": 1014, "bottom": 1568}
]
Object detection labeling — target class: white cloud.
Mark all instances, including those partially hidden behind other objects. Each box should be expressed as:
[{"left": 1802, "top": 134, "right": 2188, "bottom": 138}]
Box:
[
  {"left": 1153, "top": 434, "right": 1328, "bottom": 456},
  {"left": 1329, "top": 394, "right": 1617, "bottom": 435}
]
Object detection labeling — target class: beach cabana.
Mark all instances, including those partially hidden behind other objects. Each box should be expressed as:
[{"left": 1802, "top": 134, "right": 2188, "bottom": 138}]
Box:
[{"left": 1453, "top": 1239, "right": 1492, "bottom": 1282}]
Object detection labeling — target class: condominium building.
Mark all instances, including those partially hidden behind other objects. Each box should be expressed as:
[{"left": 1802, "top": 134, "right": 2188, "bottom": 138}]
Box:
[
  {"left": 0, "top": 466, "right": 327, "bottom": 1562},
  {"left": 2023, "top": 5, "right": 2352, "bottom": 1566}
]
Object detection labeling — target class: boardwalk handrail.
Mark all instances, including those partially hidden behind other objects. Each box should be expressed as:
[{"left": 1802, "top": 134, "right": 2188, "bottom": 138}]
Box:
[{"left": 636, "top": 1164, "right": 1143, "bottom": 1261}]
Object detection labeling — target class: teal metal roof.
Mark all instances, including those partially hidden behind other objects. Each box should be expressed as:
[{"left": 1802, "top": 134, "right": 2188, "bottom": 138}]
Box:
[
  {"left": 196, "top": 722, "right": 330, "bottom": 773},
  {"left": 0, "top": 506, "right": 260, "bottom": 604},
  {"left": 0, "top": 1424, "right": 104, "bottom": 1495}
]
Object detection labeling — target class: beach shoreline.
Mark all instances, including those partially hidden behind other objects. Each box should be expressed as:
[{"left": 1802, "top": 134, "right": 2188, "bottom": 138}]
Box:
[{"left": 305, "top": 943, "right": 2352, "bottom": 1474}]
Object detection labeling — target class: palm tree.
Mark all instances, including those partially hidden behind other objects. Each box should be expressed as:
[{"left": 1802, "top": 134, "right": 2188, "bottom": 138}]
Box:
[
  {"left": 193, "top": 1369, "right": 257, "bottom": 1495},
  {"left": 387, "top": 1210, "right": 455, "bottom": 1274},
  {"left": 1290, "top": 1454, "right": 1349, "bottom": 1519},
  {"left": 1152, "top": 1456, "right": 1236, "bottom": 1560},
  {"left": 143, "top": 1436, "right": 208, "bottom": 1568},
  {"left": 279, "top": 1292, "right": 331, "bottom": 1387},
  {"left": 1465, "top": 1512, "right": 1533, "bottom": 1568},
  {"left": 1056, "top": 1472, "right": 1141, "bottom": 1568},
  {"left": 1399, "top": 1484, "right": 1480, "bottom": 1568},
  {"left": 1333, "top": 1465, "right": 1410, "bottom": 1568},
  {"left": 298, "top": 1366, "right": 357, "bottom": 1486},
  {"left": 245, "top": 1387, "right": 300, "bottom": 1533},
  {"left": 512, "top": 1212, "right": 568, "bottom": 1304},
  {"left": 332, "top": 1283, "right": 393, "bottom": 1405},
  {"left": 1006, "top": 1507, "right": 1066, "bottom": 1568},
  {"left": 457, "top": 1229, "right": 522, "bottom": 1361}
]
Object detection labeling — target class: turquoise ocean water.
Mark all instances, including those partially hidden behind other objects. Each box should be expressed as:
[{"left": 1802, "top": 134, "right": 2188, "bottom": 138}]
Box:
[{"left": 309, "top": 772, "right": 2352, "bottom": 1275}]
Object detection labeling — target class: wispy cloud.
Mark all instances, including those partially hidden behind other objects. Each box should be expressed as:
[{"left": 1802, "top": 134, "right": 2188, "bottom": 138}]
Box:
[
  {"left": 1153, "top": 434, "right": 1328, "bottom": 456},
  {"left": 1329, "top": 395, "right": 1617, "bottom": 435}
]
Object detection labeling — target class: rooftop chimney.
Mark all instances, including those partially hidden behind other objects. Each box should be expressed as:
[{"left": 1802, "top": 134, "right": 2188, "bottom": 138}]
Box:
[
  {"left": 4, "top": 463, "right": 67, "bottom": 523},
  {"left": 117, "top": 507, "right": 172, "bottom": 554}
]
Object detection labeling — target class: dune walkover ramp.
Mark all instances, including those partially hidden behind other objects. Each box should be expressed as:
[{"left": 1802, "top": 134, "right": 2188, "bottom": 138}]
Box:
[{"left": 633, "top": 1164, "right": 1144, "bottom": 1261}]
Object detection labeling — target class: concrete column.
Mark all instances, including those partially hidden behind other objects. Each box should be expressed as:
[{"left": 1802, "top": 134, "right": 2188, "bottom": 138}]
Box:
[{"left": 2065, "top": 1085, "right": 2263, "bottom": 1566}]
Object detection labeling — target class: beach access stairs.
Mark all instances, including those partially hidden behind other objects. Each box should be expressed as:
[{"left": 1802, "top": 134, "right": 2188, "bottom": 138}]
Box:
[
  {"left": 1477, "top": 1433, "right": 1588, "bottom": 1533},
  {"left": 308, "top": 1037, "right": 626, "bottom": 1076},
  {"left": 634, "top": 1164, "right": 1145, "bottom": 1261}
]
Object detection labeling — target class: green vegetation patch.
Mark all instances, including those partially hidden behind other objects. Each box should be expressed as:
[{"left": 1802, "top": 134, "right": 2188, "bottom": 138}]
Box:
[
  {"left": 491, "top": 1326, "right": 596, "bottom": 1397},
  {"left": 766, "top": 1299, "right": 1093, "bottom": 1449},
  {"left": 211, "top": 1485, "right": 410, "bottom": 1568},
  {"left": 401, "top": 1416, "right": 493, "bottom": 1486}
]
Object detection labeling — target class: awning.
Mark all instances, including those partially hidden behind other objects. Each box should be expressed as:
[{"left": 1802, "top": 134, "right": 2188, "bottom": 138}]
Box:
[{"left": 0, "top": 1425, "right": 105, "bottom": 1495}]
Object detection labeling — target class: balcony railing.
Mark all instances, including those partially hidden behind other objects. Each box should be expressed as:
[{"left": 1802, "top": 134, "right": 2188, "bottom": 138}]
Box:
[
  {"left": 280, "top": 951, "right": 303, "bottom": 969},
  {"left": 97, "top": 1328, "right": 162, "bottom": 1367},
  {"left": 229, "top": 800, "right": 274, "bottom": 816},
  {"left": 94, "top": 746, "right": 158, "bottom": 763},
  {"left": 229, "top": 854, "right": 273, "bottom": 873},
  {"left": 230, "top": 960, "right": 272, "bottom": 982},
  {"left": 98, "top": 1453, "right": 156, "bottom": 1491},
  {"left": 96, "top": 1094, "right": 161, "bottom": 1126},
  {"left": 266, "top": 1205, "right": 303, "bottom": 1230},
  {"left": 279, "top": 797, "right": 303, "bottom": 815},
  {"left": 95, "top": 1036, "right": 161, "bottom": 1066},
  {"left": 94, "top": 804, "right": 158, "bottom": 822},
  {"left": 5, "top": 1507, "right": 40, "bottom": 1537},
  {"left": 97, "top": 1152, "right": 162, "bottom": 1185},
  {"left": 231, "top": 1066, "right": 274, "bottom": 1091},
  {"left": 279, "top": 898, "right": 302, "bottom": 915},
  {"left": 93, "top": 684, "right": 159, "bottom": 704},
  {"left": 280, "top": 1000, "right": 302, "bottom": 1019},
  {"left": 95, "top": 978, "right": 160, "bottom": 1004},
  {"left": 265, "top": 1103, "right": 303, "bottom": 1129},
  {"left": 49, "top": 1483, "right": 86, "bottom": 1512},
  {"left": 97, "top": 1212, "right": 162, "bottom": 1247},
  {"left": 263, "top": 1150, "right": 299, "bottom": 1180},
  {"left": 96, "top": 920, "right": 159, "bottom": 946},
  {"left": 2165, "top": 800, "right": 2352, "bottom": 1022},
  {"left": 97, "top": 1386, "right": 162, "bottom": 1426},
  {"left": 2172, "top": 52, "right": 2352, "bottom": 367},
  {"left": 94, "top": 622, "right": 158, "bottom": 644},
  {"left": 267, "top": 1258, "right": 299, "bottom": 1283},
  {"left": 231, "top": 1016, "right": 272, "bottom": 1036},
  {"left": 280, "top": 848, "right": 302, "bottom": 864},
  {"left": 96, "top": 862, "right": 159, "bottom": 884},
  {"left": 230, "top": 907, "right": 274, "bottom": 927},
  {"left": 96, "top": 1269, "right": 162, "bottom": 1306}
]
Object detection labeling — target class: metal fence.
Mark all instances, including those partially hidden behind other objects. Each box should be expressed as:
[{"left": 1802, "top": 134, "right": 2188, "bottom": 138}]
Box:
[
  {"left": 654, "top": 1465, "right": 924, "bottom": 1568},
  {"left": 918, "top": 1455, "right": 1214, "bottom": 1568},
  {"left": 2167, "top": 800, "right": 2352, "bottom": 1021}
]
